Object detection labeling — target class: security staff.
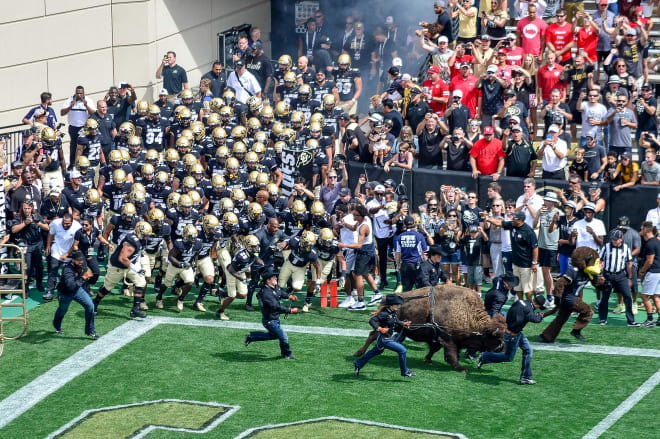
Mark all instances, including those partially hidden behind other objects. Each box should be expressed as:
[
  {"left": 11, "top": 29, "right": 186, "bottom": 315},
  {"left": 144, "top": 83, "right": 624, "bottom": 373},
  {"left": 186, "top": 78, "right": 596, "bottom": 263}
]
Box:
[
  {"left": 599, "top": 229, "right": 639, "bottom": 326},
  {"left": 478, "top": 295, "right": 547, "bottom": 385},
  {"left": 10, "top": 200, "right": 49, "bottom": 292},
  {"left": 395, "top": 216, "right": 428, "bottom": 292},
  {"left": 484, "top": 272, "right": 519, "bottom": 317},
  {"left": 244, "top": 266, "right": 299, "bottom": 359},
  {"left": 416, "top": 245, "right": 450, "bottom": 288}
]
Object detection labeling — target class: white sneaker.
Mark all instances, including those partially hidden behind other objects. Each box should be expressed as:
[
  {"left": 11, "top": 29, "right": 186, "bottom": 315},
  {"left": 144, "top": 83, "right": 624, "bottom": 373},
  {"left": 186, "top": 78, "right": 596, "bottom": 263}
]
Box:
[
  {"left": 348, "top": 300, "right": 366, "bottom": 311},
  {"left": 338, "top": 296, "right": 356, "bottom": 308},
  {"left": 374, "top": 275, "right": 381, "bottom": 285},
  {"left": 367, "top": 293, "right": 383, "bottom": 306},
  {"left": 545, "top": 296, "right": 555, "bottom": 309}
]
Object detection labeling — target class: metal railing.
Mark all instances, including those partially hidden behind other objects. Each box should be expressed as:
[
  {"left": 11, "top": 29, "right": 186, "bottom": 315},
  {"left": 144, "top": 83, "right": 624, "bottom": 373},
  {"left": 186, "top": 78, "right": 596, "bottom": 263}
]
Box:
[{"left": 0, "top": 123, "right": 31, "bottom": 166}]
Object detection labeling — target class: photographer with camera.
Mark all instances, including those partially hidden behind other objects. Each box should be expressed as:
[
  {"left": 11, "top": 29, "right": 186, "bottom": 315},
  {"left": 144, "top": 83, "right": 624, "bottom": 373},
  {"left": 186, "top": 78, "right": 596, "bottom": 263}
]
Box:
[
  {"left": 10, "top": 200, "right": 49, "bottom": 293},
  {"left": 156, "top": 51, "right": 188, "bottom": 101},
  {"left": 441, "top": 127, "right": 473, "bottom": 172},
  {"left": 61, "top": 86, "right": 96, "bottom": 168},
  {"left": 320, "top": 164, "right": 347, "bottom": 212},
  {"left": 606, "top": 92, "right": 637, "bottom": 158},
  {"left": 635, "top": 84, "right": 658, "bottom": 143}
]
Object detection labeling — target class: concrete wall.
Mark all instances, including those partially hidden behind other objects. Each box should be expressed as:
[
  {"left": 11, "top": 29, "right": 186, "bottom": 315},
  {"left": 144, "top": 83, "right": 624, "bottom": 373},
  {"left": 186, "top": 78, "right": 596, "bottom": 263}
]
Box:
[{"left": 0, "top": 0, "right": 271, "bottom": 129}]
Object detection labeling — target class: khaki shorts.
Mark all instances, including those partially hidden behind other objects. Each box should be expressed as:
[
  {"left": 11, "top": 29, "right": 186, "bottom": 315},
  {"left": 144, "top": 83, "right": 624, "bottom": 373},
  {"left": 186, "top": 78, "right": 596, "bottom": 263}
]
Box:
[
  {"left": 103, "top": 264, "right": 146, "bottom": 290},
  {"left": 197, "top": 256, "right": 215, "bottom": 279},
  {"left": 140, "top": 254, "right": 151, "bottom": 279},
  {"left": 311, "top": 257, "right": 335, "bottom": 282},
  {"left": 279, "top": 260, "right": 308, "bottom": 291},
  {"left": 513, "top": 264, "right": 535, "bottom": 293},
  {"left": 337, "top": 100, "right": 357, "bottom": 116},
  {"left": 43, "top": 170, "right": 64, "bottom": 191},
  {"left": 164, "top": 263, "right": 195, "bottom": 285},
  {"left": 226, "top": 271, "right": 248, "bottom": 298}
]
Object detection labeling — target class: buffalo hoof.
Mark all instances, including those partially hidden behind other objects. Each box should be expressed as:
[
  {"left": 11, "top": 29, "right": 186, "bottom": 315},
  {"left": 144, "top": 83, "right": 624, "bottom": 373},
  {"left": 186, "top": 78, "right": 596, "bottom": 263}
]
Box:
[
  {"left": 424, "top": 359, "right": 433, "bottom": 365},
  {"left": 455, "top": 366, "right": 468, "bottom": 373}
]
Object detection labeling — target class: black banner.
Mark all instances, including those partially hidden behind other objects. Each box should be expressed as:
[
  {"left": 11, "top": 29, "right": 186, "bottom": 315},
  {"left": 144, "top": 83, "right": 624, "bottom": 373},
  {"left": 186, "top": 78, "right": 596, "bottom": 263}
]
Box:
[{"left": 280, "top": 147, "right": 316, "bottom": 197}]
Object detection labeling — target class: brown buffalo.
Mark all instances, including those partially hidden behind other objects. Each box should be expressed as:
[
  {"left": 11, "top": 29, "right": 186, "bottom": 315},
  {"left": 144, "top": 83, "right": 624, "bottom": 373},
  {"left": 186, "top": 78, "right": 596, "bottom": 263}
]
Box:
[{"left": 354, "top": 286, "right": 506, "bottom": 373}]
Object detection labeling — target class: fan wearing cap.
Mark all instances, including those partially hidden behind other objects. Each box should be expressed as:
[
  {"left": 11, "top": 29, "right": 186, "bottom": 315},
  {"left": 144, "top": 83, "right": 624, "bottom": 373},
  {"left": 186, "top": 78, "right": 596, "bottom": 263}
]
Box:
[
  {"left": 244, "top": 267, "right": 299, "bottom": 359},
  {"left": 484, "top": 272, "right": 519, "bottom": 317},
  {"left": 503, "top": 124, "right": 537, "bottom": 178},
  {"left": 227, "top": 59, "right": 262, "bottom": 105},
  {"left": 423, "top": 65, "right": 450, "bottom": 116},
  {"left": 469, "top": 126, "right": 505, "bottom": 180},
  {"left": 448, "top": 43, "right": 474, "bottom": 80},
  {"left": 537, "top": 123, "right": 569, "bottom": 180},
  {"left": 581, "top": 128, "right": 607, "bottom": 181},
  {"left": 471, "top": 35, "right": 494, "bottom": 78},
  {"left": 449, "top": 61, "right": 479, "bottom": 117},
  {"left": 496, "top": 88, "right": 532, "bottom": 140},
  {"left": 557, "top": 200, "right": 578, "bottom": 275},
  {"left": 444, "top": 89, "right": 471, "bottom": 134},
  {"left": 609, "top": 20, "right": 647, "bottom": 87},
  {"left": 611, "top": 151, "right": 639, "bottom": 191},
  {"left": 476, "top": 64, "right": 507, "bottom": 127},
  {"left": 477, "top": 293, "right": 547, "bottom": 385},
  {"left": 154, "top": 88, "right": 174, "bottom": 121},
  {"left": 353, "top": 294, "right": 415, "bottom": 377},
  {"left": 634, "top": 82, "right": 657, "bottom": 140},
  {"left": 540, "top": 88, "right": 572, "bottom": 138},
  {"left": 571, "top": 202, "right": 606, "bottom": 251},
  {"left": 534, "top": 192, "right": 563, "bottom": 304},
  {"left": 460, "top": 224, "right": 488, "bottom": 294},
  {"left": 598, "top": 229, "right": 639, "bottom": 326}
]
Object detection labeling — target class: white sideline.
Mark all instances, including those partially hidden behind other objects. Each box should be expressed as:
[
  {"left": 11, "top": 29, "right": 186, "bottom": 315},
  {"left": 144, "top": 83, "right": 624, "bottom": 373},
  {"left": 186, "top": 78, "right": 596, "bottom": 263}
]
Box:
[{"left": 0, "top": 315, "right": 658, "bottom": 438}]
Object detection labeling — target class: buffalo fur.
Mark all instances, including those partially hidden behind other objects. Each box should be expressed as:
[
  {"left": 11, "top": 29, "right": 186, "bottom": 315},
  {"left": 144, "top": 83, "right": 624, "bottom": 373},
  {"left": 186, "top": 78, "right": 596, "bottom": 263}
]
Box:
[{"left": 354, "top": 285, "right": 506, "bottom": 373}]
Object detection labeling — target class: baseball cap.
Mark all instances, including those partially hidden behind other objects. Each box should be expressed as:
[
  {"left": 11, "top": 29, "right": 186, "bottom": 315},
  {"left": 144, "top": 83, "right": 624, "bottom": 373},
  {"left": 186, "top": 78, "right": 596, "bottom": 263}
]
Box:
[
  {"left": 506, "top": 33, "right": 516, "bottom": 40},
  {"left": 635, "top": 5, "right": 644, "bottom": 15},
  {"left": 404, "top": 215, "right": 415, "bottom": 226},
  {"left": 548, "top": 124, "right": 560, "bottom": 133},
  {"left": 427, "top": 65, "right": 441, "bottom": 74},
  {"left": 487, "top": 64, "right": 498, "bottom": 74},
  {"left": 49, "top": 187, "right": 62, "bottom": 196},
  {"left": 452, "top": 89, "right": 463, "bottom": 98},
  {"left": 504, "top": 88, "right": 516, "bottom": 97},
  {"left": 460, "top": 61, "right": 470, "bottom": 68},
  {"left": 69, "top": 170, "right": 82, "bottom": 179},
  {"left": 607, "top": 75, "right": 622, "bottom": 84},
  {"left": 385, "top": 16, "right": 394, "bottom": 24},
  {"left": 319, "top": 35, "right": 332, "bottom": 45},
  {"left": 410, "top": 87, "right": 422, "bottom": 96},
  {"left": 388, "top": 66, "right": 400, "bottom": 76},
  {"left": 159, "top": 88, "right": 168, "bottom": 95},
  {"left": 339, "top": 187, "right": 350, "bottom": 196},
  {"left": 374, "top": 184, "right": 385, "bottom": 193},
  {"left": 483, "top": 126, "right": 494, "bottom": 135},
  {"left": 251, "top": 41, "right": 263, "bottom": 50},
  {"left": 625, "top": 28, "right": 637, "bottom": 36},
  {"left": 599, "top": 0, "right": 608, "bottom": 4},
  {"left": 392, "top": 57, "right": 403, "bottom": 67},
  {"left": 642, "top": 83, "right": 652, "bottom": 90},
  {"left": 438, "top": 36, "right": 449, "bottom": 43},
  {"left": 566, "top": 200, "right": 577, "bottom": 210},
  {"left": 583, "top": 202, "right": 597, "bottom": 212},
  {"left": 512, "top": 211, "right": 526, "bottom": 221},
  {"left": 401, "top": 73, "right": 412, "bottom": 81},
  {"left": 511, "top": 124, "right": 522, "bottom": 132},
  {"left": 585, "top": 128, "right": 598, "bottom": 139},
  {"left": 480, "top": 34, "right": 491, "bottom": 41},
  {"left": 468, "top": 225, "right": 479, "bottom": 233},
  {"left": 235, "top": 59, "right": 245, "bottom": 68},
  {"left": 11, "top": 160, "right": 23, "bottom": 169},
  {"left": 610, "top": 229, "right": 624, "bottom": 241},
  {"left": 621, "top": 151, "right": 632, "bottom": 160},
  {"left": 618, "top": 216, "right": 631, "bottom": 227},
  {"left": 355, "top": 22, "right": 364, "bottom": 30},
  {"left": 369, "top": 113, "right": 384, "bottom": 123},
  {"left": 534, "top": 294, "right": 548, "bottom": 310},
  {"left": 428, "top": 245, "right": 447, "bottom": 256},
  {"left": 544, "top": 192, "right": 559, "bottom": 203},
  {"left": 498, "top": 48, "right": 507, "bottom": 55},
  {"left": 501, "top": 272, "right": 520, "bottom": 288}
]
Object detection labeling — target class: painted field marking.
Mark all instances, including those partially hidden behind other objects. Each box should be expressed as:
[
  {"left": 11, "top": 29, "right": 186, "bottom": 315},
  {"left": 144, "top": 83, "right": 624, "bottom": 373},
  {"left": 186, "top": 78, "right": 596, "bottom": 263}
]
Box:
[{"left": 0, "top": 315, "right": 658, "bottom": 438}]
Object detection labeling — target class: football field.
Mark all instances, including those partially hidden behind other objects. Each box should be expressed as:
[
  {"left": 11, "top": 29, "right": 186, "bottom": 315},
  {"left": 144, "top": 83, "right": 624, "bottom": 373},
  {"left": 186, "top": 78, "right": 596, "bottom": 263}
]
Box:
[{"left": 1, "top": 289, "right": 660, "bottom": 439}]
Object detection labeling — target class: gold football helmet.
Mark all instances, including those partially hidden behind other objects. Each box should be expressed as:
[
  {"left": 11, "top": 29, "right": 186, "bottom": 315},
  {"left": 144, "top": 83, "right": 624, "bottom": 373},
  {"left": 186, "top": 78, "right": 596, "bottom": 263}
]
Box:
[
  {"left": 189, "top": 189, "right": 201, "bottom": 206},
  {"left": 232, "top": 141, "right": 247, "bottom": 158},
  {"left": 84, "top": 118, "right": 99, "bottom": 136},
  {"left": 135, "top": 221, "right": 153, "bottom": 239},
  {"left": 247, "top": 117, "right": 261, "bottom": 133},
  {"left": 202, "top": 214, "right": 220, "bottom": 235},
  {"left": 231, "top": 125, "right": 247, "bottom": 140},
  {"left": 248, "top": 170, "right": 259, "bottom": 186},
  {"left": 207, "top": 112, "right": 221, "bottom": 129},
  {"left": 145, "top": 149, "right": 159, "bottom": 164},
  {"left": 306, "top": 138, "right": 319, "bottom": 150},
  {"left": 167, "top": 192, "right": 181, "bottom": 210},
  {"left": 319, "top": 228, "right": 334, "bottom": 246},
  {"left": 247, "top": 202, "right": 263, "bottom": 222},
  {"left": 247, "top": 95, "right": 263, "bottom": 113},
  {"left": 245, "top": 151, "right": 259, "bottom": 167},
  {"left": 266, "top": 183, "right": 279, "bottom": 198},
  {"left": 311, "top": 200, "right": 325, "bottom": 218},
  {"left": 310, "top": 112, "right": 325, "bottom": 127},
  {"left": 292, "top": 199, "right": 306, "bottom": 218},
  {"left": 84, "top": 188, "right": 100, "bottom": 204},
  {"left": 231, "top": 187, "right": 246, "bottom": 204},
  {"left": 121, "top": 202, "right": 137, "bottom": 221},
  {"left": 177, "top": 107, "right": 192, "bottom": 124},
  {"left": 180, "top": 88, "right": 194, "bottom": 101},
  {"left": 182, "top": 224, "right": 198, "bottom": 243},
  {"left": 220, "top": 197, "right": 234, "bottom": 214},
  {"left": 256, "top": 172, "right": 270, "bottom": 188},
  {"left": 113, "top": 168, "right": 127, "bottom": 184},
  {"left": 190, "top": 120, "right": 206, "bottom": 141},
  {"left": 210, "top": 97, "right": 225, "bottom": 114},
  {"left": 309, "top": 121, "right": 322, "bottom": 137},
  {"left": 244, "top": 234, "right": 260, "bottom": 255},
  {"left": 211, "top": 174, "right": 226, "bottom": 190},
  {"left": 212, "top": 127, "right": 227, "bottom": 146},
  {"left": 275, "top": 101, "right": 290, "bottom": 118},
  {"left": 148, "top": 208, "right": 165, "bottom": 226},
  {"left": 182, "top": 153, "right": 197, "bottom": 173},
  {"left": 119, "top": 121, "right": 135, "bottom": 137},
  {"left": 283, "top": 71, "right": 297, "bottom": 85},
  {"left": 215, "top": 145, "right": 230, "bottom": 160},
  {"left": 155, "top": 170, "right": 169, "bottom": 186},
  {"left": 261, "top": 105, "right": 274, "bottom": 120},
  {"left": 222, "top": 89, "right": 236, "bottom": 106},
  {"left": 298, "top": 83, "right": 312, "bottom": 100},
  {"left": 252, "top": 141, "right": 266, "bottom": 155},
  {"left": 300, "top": 230, "right": 317, "bottom": 251},
  {"left": 176, "top": 136, "right": 192, "bottom": 152},
  {"left": 323, "top": 94, "right": 336, "bottom": 108},
  {"left": 290, "top": 111, "right": 305, "bottom": 129},
  {"left": 253, "top": 132, "right": 268, "bottom": 146},
  {"left": 40, "top": 127, "right": 57, "bottom": 147},
  {"left": 136, "top": 100, "right": 149, "bottom": 115},
  {"left": 338, "top": 53, "right": 351, "bottom": 69},
  {"left": 278, "top": 54, "right": 293, "bottom": 70},
  {"left": 223, "top": 211, "right": 239, "bottom": 233},
  {"left": 127, "top": 135, "right": 142, "bottom": 151},
  {"left": 148, "top": 104, "right": 161, "bottom": 122},
  {"left": 165, "top": 148, "right": 179, "bottom": 165},
  {"left": 130, "top": 190, "right": 146, "bottom": 206},
  {"left": 182, "top": 176, "right": 197, "bottom": 191},
  {"left": 141, "top": 163, "right": 155, "bottom": 178},
  {"left": 178, "top": 193, "right": 193, "bottom": 211},
  {"left": 76, "top": 156, "right": 90, "bottom": 174}
]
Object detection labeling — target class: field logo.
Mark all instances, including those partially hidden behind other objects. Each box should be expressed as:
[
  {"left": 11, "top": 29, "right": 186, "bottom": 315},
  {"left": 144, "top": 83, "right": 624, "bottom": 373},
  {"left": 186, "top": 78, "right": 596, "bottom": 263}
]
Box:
[{"left": 46, "top": 399, "right": 239, "bottom": 439}]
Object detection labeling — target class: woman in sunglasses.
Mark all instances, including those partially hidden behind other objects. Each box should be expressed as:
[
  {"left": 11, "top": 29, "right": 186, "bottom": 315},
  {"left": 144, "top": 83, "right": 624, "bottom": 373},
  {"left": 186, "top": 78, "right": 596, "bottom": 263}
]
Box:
[{"left": 438, "top": 208, "right": 463, "bottom": 285}]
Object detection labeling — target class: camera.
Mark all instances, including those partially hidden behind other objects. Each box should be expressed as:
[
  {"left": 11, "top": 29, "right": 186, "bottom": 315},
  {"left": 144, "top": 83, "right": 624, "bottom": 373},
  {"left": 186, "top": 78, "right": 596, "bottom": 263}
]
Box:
[
  {"left": 451, "top": 136, "right": 459, "bottom": 142},
  {"left": 644, "top": 133, "right": 652, "bottom": 141},
  {"left": 580, "top": 88, "right": 587, "bottom": 95}
]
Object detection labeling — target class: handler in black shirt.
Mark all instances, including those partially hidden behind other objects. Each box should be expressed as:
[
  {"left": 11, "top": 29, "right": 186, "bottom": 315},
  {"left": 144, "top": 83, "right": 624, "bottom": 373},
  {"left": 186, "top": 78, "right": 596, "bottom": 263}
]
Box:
[
  {"left": 484, "top": 272, "right": 519, "bottom": 316},
  {"left": 244, "top": 267, "right": 299, "bottom": 359},
  {"left": 416, "top": 245, "right": 450, "bottom": 287},
  {"left": 478, "top": 294, "right": 547, "bottom": 385},
  {"left": 53, "top": 251, "right": 98, "bottom": 338},
  {"left": 404, "top": 88, "right": 431, "bottom": 130},
  {"left": 10, "top": 200, "right": 49, "bottom": 291}
]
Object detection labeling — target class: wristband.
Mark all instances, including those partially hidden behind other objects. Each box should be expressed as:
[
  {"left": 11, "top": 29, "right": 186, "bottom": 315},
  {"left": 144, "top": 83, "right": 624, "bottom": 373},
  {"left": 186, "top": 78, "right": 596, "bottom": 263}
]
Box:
[{"left": 531, "top": 261, "right": 538, "bottom": 265}]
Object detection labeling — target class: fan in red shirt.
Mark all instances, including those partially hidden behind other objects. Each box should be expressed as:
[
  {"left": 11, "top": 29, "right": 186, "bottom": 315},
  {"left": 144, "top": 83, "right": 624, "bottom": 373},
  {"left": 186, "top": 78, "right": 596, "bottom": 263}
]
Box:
[
  {"left": 500, "top": 34, "right": 525, "bottom": 67},
  {"left": 423, "top": 65, "right": 450, "bottom": 116},
  {"left": 546, "top": 9, "right": 575, "bottom": 64},
  {"left": 469, "top": 126, "right": 505, "bottom": 180},
  {"left": 449, "top": 44, "right": 475, "bottom": 79},
  {"left": 575, "top": 12, "right": 599, "bottom": 64},
  {"left": 629, "top": 6, "right": 652, "bottom": 33},
  {"left": 537, "top": 51, "right": 566, "bottom": 104},
  {"left": 449, "top": 62, "right": 481, "bottom": 117},
  {"left": 516, "top": 4, "right": 548, "bottom": 58}
]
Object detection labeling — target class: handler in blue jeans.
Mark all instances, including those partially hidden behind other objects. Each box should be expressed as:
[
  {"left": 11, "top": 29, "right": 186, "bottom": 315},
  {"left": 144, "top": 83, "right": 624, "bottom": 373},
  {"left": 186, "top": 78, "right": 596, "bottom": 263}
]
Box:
[
  {"left": 244, "top": 266, "right": 299, "bottom": 359},
  {"left": 53, "top": 251, "right": 99, "bottom": 339},
  {"left": 477, "top": 295, "right": 547, "bottom": 384},
  {"left": 354, "top": 294, "right": 416, "bottom": 377}
]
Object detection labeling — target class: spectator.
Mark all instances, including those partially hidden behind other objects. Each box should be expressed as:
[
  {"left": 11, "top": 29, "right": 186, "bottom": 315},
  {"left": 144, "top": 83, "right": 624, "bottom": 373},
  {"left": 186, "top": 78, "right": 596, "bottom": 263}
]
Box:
[
  {"left": 450, "top": 62, "right": 480, "bottom": 117},
  {"left": 91, "top": 100, "right": 117, "bottom": 159},
  {"left": 313, "top": 36, "right": 333, "bottom": 77},
  {"left": 635, "top": 83, "right": 658, "bottom": 142},
  {"left": 582, "top": 182, "right": 607, "bottom": 221},
  {"left": 61, "top": 86, "right": 96, "bottom": 168},
  {"left": 562, "top": 55, "right": 594, "bottom": 139},
  {"left": 10, "top": 169, "right": 42, "bottom": 215},
  {"left": 571, "top": 202, "right": 605, "bottom": 250},
  {"left": 439, "top": 208, "right": 463, "bottom": 284},
  {"left": 442, "top": 127, "right": 473, "bottom": 172},
  {"left": 516, "top": 178, "right": 544, "bottom": 227},
  {"left": 415, "top": 114, "right": 444, "bottom": 169},
  {"left": 638, "top": 221, "right": 660, "bottom": 327},
  {"left": 610, "top": 24, "right": 647, "bottom": 89},
  {"left": 460, "top": 225, "right": 488, "bottom": 293},
  {"left": 593, "top": 1, "right": 616, "bottom": 82},
  {"left": 384, "top": 141, "right": 414, "bottom": 172},
  {"left": 569, "top": 148, "right": 589, "bottom": 181},
  {"left": 578, "top": 86, "right": 608, "bottom": 149},
  {"left": 612, "top": 152, "right": 639, "bottom": 191},
  {"left": 516, "top": 4, "right": 547, "bottom": 61},
  {"left": 444, "top": 89, "right": 472, "bottom": 134},
  {"left": 227, "top": 60, "right": 262, "bottom": 104},
  {"left": 546, "top": 9, "right": 575, "bottom": 65},
  {"left": 320, "top": 167, "right": 346, "bottom": 211},
  {"left": 537, "top": 51, "right": 565, "bottom": 107},
  {"left": 557, "top": 200, "right": 578, "bottom": 275},
  {"left": 500, "top": 33, "right": 525, "bottom": 67},
  {"left": 644, "top": 194, "right": 660, "bottom": 229},
  {"left": 472, "top": 35, "right": 494, "bottom": 78},
  {"left": 10, "top": 200, "right": 49, "bottom": 292},
  {"left": 382, "top": 99, "right": 403, "bottom": 137},
  {"left": 404, "top": 88, "right": 432, "bottom": 130},
  {"left": 606, "top": 92, "right": 637, "bottom": 156},
  {"left": 574, "top": 12, "right": 599, "bottom": 69},
  {"left": 433, "top": 0, "right": 455, "bottom": 43},
  {"left": 43, "top": 214, "right": 82, "bottom": 301},
  {"left": 202, "top": 61, "right": 227, "bottom": 98},
  {"left": 469, "top": 126, "right": 505, "bottom": 180},
  {"left": 582, "top": 129, "right": 608, "bottom": 181},
  {"left": 640, "top": 149, "right": 660, "bottom": 185},
  {"left": 105, "top": 85, "right": 135, "bottom": 127},
  {"left": 497, "top": 89, "right": 531, "bottom": 140},
  {"left": 448, "top": 43, "right": 475, "bottom": 79},
  {"left": 455, "top": 0, "right": 478, "bottom": 44},
  {"left": 423, "top": 65, "right": 450, "bottom": 116},
  {"left": 297, "top": 56, "right": 316, "bottom": 85},
  {"left": 298, "top": 18, "right": 319, "bottom": 60},
  {"left": 477, "top": 64, "right": 507, "bottom": 127},
  {"left": 155, "top": 51, "right": 188, "bottom": 100},
  {"left": 481, "top": 0, "right": 508, "bottom": 42},
  {"left": 534, "top": 192, "right": 562, "bottom": 304},
  {"left": 23, "top": 92, "right": 57, "bottom": 129},
  {"left": 503, "top": 124, "right": 536, "bottom": 178},
  {"left": 367, "top": 186, "right": 394, "bottom": 290},
  {"left": 537, "top": 124, "right": 568, "bottom": 180}
]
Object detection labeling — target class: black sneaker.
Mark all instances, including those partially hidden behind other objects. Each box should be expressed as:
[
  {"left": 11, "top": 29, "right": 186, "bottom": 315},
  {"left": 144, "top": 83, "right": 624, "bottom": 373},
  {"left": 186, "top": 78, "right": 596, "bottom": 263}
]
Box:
[
  {"left": 477, "top": 355, "right": 484, "bottom": 369},
  {"left": 244, "top": 334, "right": 251, "bottom": 347},
  {"left": 599, "top": 320, "right": 607, "bottom": 326},
  {"left": 54, "top": 328, "right": 64, "bottom": 335},
  {"left": 353, "top": 361, "right": 360, "bottom": 376},
  {"left": 130, "top": 307, "right": 147, "bottom": 318},
  {"left": 42, "top": 292, "right": 54, "bottom": 302},
  {"left": 402, "top": 371, "right": 417, "bottom": 377},
  {"left": 245, "top": 304, "right": 256, "bottom": 312},
  {"left": 627, "top": 322, "right": 641, "bottom": 327},
  {"left": 86, "top": 332, "right": 100, "bottom": 339},
  {"left": 570, "top": 329, "right": 586, "bottom": 342},
  {"left": 520, "top": 377, "right": 537, "bottom": 385}
]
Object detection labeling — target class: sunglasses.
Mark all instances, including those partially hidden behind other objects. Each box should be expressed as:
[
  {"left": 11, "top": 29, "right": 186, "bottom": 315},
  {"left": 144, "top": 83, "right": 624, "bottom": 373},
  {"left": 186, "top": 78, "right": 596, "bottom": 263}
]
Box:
[
  {"left": 616, "top": 100, "right": 626, "bottom": 103},
  {"left": 447, "top": 214, "right": 457, "bottom": 217},
  {"left": 589, "top": 95, "right": 599, "bottom": 98},
  {"left": 429, "top": 203, "right": 438, "bottom": 206},
  {"left": 586, "top": 136, "right": 594, "bottom": 140},
  {"left": 468, "top": 196, "right": 477, "bottom": 199}
]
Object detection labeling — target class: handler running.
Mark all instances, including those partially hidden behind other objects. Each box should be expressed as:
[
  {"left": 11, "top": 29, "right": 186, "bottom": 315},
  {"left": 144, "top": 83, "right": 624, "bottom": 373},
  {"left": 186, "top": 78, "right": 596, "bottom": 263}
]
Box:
[{"left": 353, "top": 294, "right": 415, "bottom": 377}]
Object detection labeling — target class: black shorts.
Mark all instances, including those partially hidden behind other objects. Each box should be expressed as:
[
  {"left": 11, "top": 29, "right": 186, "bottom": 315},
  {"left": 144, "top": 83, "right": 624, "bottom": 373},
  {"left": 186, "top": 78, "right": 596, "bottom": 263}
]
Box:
[
  {"left": 539, "top": 248, "right": 559, "bottom": 268},
  {"left": 569, "top": 100, "right": 582, "bottom": 124},
  {"left": 354, "top": 251, "right": 375, "bottom": 276}
]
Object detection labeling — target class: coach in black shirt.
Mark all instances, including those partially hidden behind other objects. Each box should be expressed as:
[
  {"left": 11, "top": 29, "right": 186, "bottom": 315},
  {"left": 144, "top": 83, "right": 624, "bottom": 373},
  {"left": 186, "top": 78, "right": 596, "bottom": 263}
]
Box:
[
  {"left": 202, "top": 62, "right": 227, "bottom": 98},
  {"left": 156, "top": 51, "right": 188, "bottom": 98},
  {"left": 10, "top": 200, "right": 49, "bottom": 291},
  {"left": 246, "top": 42, "right": 273, "bottom": 94}
]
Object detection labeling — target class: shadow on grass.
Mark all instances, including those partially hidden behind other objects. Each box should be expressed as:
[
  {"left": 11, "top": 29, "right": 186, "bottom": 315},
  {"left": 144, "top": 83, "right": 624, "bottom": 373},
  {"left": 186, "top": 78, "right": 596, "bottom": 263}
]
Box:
[
  {"left": 331, "top": 373, "right": 394, "bottom": 383},
  {"left": 212, "top": 351, "right": 280, "bottom": 362},
  {"left": 16, "top": 329, "right": 90, "bottom": 343},
  {"left": 465, "top": 371, "right": 520, "bottom": 386}
]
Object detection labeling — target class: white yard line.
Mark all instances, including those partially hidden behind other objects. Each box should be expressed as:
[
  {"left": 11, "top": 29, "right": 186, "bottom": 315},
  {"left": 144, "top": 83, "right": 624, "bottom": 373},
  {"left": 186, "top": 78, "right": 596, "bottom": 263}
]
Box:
[{"left": 0, "top": 315, "right": 658, "bottom": 437}]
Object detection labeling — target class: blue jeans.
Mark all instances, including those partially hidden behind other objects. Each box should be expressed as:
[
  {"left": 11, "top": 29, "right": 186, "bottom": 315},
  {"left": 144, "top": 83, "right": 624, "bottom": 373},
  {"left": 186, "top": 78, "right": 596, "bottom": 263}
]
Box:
[
  {"left": 480, "top": 331, "right": 533, "bottom": 380},
  {"left": 559, "top": 253, "right": 572, "bottom": 276},
  {"left": 53, "top": 287, "right": 96, "bottom": 335},
  {"left": 249, "top": 318, "right": 292, "bottom": 357},
  {"left": 355, "top": 334, "right": 410, "bottom": 375}
]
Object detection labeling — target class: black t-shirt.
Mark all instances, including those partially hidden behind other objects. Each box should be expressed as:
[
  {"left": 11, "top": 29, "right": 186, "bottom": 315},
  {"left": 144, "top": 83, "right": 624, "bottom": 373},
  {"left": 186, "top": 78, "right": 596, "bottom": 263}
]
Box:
[
  {"left": 106, "top": 97, "right": 131, "bottom": 126},
  {"left": 201, "top": 71, "right": 227, "bottom": 97},
  {"left": 446, "top": 105, "right": 471, "bottom": 133},
  {"left": 418, "top": 127, "right": 443, "bottom": 167},
  {"left": 245, "top": 54, "right": 273, "bottom": 90},
  {"left": 502, "top": 221, "right": 538, "bottom": 267},
  {"left": 110, "top": 233, "right": 142, "bottom": 268},
  {"left": 636, "top": 96, "right": 658, "bottom": 133},
  {"left": 446, "top": 140, "right": 471, "bottom": 171},
  {"left": 557, "top": 215, "right": 577, "bottom": 256},
  {"left": 383, "top": 110, "right": 404, "bottom": 138},
  {"left": 313, "top": 48, "right": 333, "bottom": 74},
  {"left": 505, "top": 139, "right": 537, "bottom": 178},
  {"left": 10, "top": 213, "right": 44, "bottom": 244},
  {"left": 162, "top": 64, "right": 188, "bottom": 94},
  {"left": 436, "top": 10, "right": 454, "bottom": 41},
  {"left": 562, "top": 64, "right": 594, "bottom": 101},
  {"left": 460, "top": 234, "right": 483, "bottom": 266},
  {"left": 405, "top": 100, "right": 432, "bottom": 131},
  {"left": 643, "top": 236, "right": 660, "bottom": 273}
]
